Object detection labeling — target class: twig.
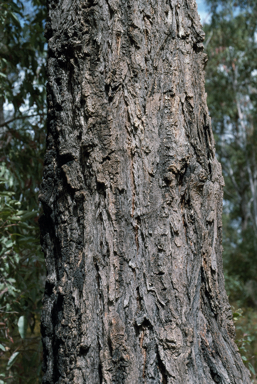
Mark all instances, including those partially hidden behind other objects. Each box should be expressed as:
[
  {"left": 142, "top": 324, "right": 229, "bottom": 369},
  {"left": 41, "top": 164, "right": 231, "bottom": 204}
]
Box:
[{"left": 0, "top": 113, "right": 46, "bottom": 128}]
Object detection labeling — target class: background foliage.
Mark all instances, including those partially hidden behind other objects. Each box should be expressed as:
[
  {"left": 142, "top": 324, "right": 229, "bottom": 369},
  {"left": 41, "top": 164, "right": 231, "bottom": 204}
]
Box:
[
  {"left": 204, "top": 0, "right": 257, "bottom": 379},
  {"left": 0, "top": 0, "right": 46, "bottom": 382},
  {"left": 0, "top": 0, "right": 256, "bottom": 382}
]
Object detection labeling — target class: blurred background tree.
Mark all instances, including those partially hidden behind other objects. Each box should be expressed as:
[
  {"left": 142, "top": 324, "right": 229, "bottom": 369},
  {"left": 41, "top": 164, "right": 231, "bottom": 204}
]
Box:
[
  {"left": 0, "top": 0, "right": 46, "bottom": 382},
  {"left": 0, "top": 0, "right": 257, "bottom": 382},
  {"left": 204, "top": 0, "right": 257, "bottom": 378}
]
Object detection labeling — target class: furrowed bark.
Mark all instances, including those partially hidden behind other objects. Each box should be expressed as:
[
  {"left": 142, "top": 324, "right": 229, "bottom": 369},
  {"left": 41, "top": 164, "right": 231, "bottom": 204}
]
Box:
[{"left": 40, "top": 0, "right": 251, "bottom": 383}]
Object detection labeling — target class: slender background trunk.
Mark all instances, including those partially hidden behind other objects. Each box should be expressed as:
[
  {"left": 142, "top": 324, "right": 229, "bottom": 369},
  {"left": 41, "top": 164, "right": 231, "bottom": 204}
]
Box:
[{"left": 40, "top": 0, "right": 251, "bottom": 382}]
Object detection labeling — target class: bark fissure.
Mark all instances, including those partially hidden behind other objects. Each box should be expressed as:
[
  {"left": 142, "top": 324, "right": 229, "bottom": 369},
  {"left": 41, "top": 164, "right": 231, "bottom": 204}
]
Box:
[{"left": 157, "top": 347, "right": 168, "bottom": 384}]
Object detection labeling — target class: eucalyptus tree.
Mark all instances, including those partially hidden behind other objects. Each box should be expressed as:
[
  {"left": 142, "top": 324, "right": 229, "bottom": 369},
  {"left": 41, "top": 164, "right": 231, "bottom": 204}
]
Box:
[
  {"left": 204, "top": 0, "right": 257, "bottom": 308},
  {"left": 40, "top": 0, "right": 251, "bottom": 382}
]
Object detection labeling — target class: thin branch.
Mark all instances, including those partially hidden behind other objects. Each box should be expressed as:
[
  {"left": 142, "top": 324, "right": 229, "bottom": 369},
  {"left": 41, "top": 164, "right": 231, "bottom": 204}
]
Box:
[
  {"left": 222, "top": 162, "right": 241, "bottom": 197},
  {"left": 204, "top": 29, "right": 213, "bottom": 49},
  {"left": 0, "top": 113, "right": 46, "bottom": 128}
]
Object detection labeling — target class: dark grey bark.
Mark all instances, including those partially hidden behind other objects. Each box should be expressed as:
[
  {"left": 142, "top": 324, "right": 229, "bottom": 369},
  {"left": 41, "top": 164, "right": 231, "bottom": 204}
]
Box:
[{"left": 39, "top": 0, "right": 251, "bottom": 383}]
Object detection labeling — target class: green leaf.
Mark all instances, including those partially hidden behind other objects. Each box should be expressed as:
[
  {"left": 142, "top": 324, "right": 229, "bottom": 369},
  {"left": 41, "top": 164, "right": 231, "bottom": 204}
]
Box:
[
  {"left": 248, "top": 362, "right": 256, "bottom": 375},
  {"left": 19, "top": 211, "right": 38, "bottom": 221},
  {"left": 7, "top": 278, "right": 15, "bottom": 284},
  {"left": 10, "top": 12, "right": 19, "bottom": 23},
  {"left": 5, "top": 239, "right": 13, "bottom": 249},
  {"left": 7, "top": 351, "right": 19, "bottom": 370},
  {"left": 0, "top": 344, "right": 5, "bottom": 351},
  {"left": 18, "top": 315, "right": 27, "bottom": 339}
]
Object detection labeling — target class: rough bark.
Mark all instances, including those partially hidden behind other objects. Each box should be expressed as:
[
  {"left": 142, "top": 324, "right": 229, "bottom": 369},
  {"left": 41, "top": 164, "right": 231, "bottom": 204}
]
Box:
[{"left": 39, "top": 0, "right": 251, "bottom": 383}]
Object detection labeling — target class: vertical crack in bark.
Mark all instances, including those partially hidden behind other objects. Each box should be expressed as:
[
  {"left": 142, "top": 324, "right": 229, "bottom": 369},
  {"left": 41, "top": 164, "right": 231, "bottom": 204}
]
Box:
[
  {"left": 94, "top": 261, "right": 101, "bottom": 292},
  {"left": 157, "top": 347, "right": 168, "bottom": 384},
  {"left": 139, "top": 329, "right": 147, "bottom": 380},
  {"left": 135, "top": 217, "right": 139, "bottom": 251},
  {"left": 98, "top": 335, "right": 103, "bottom": 384},
  {"left": 136, "top": 286, "right": 142, "bottom": 312},
  {"left": 130, "top": 146, "right": 136, "bottom": 219},
  {"left": 129, "top": 139, "right": 139, "bottom": 251}
]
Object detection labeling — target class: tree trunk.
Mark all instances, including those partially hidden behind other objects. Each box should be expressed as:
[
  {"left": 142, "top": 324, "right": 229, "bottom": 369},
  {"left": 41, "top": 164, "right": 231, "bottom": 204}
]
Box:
[{"left": 39, "top": 0, "right": 251, "bottom": 383}]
